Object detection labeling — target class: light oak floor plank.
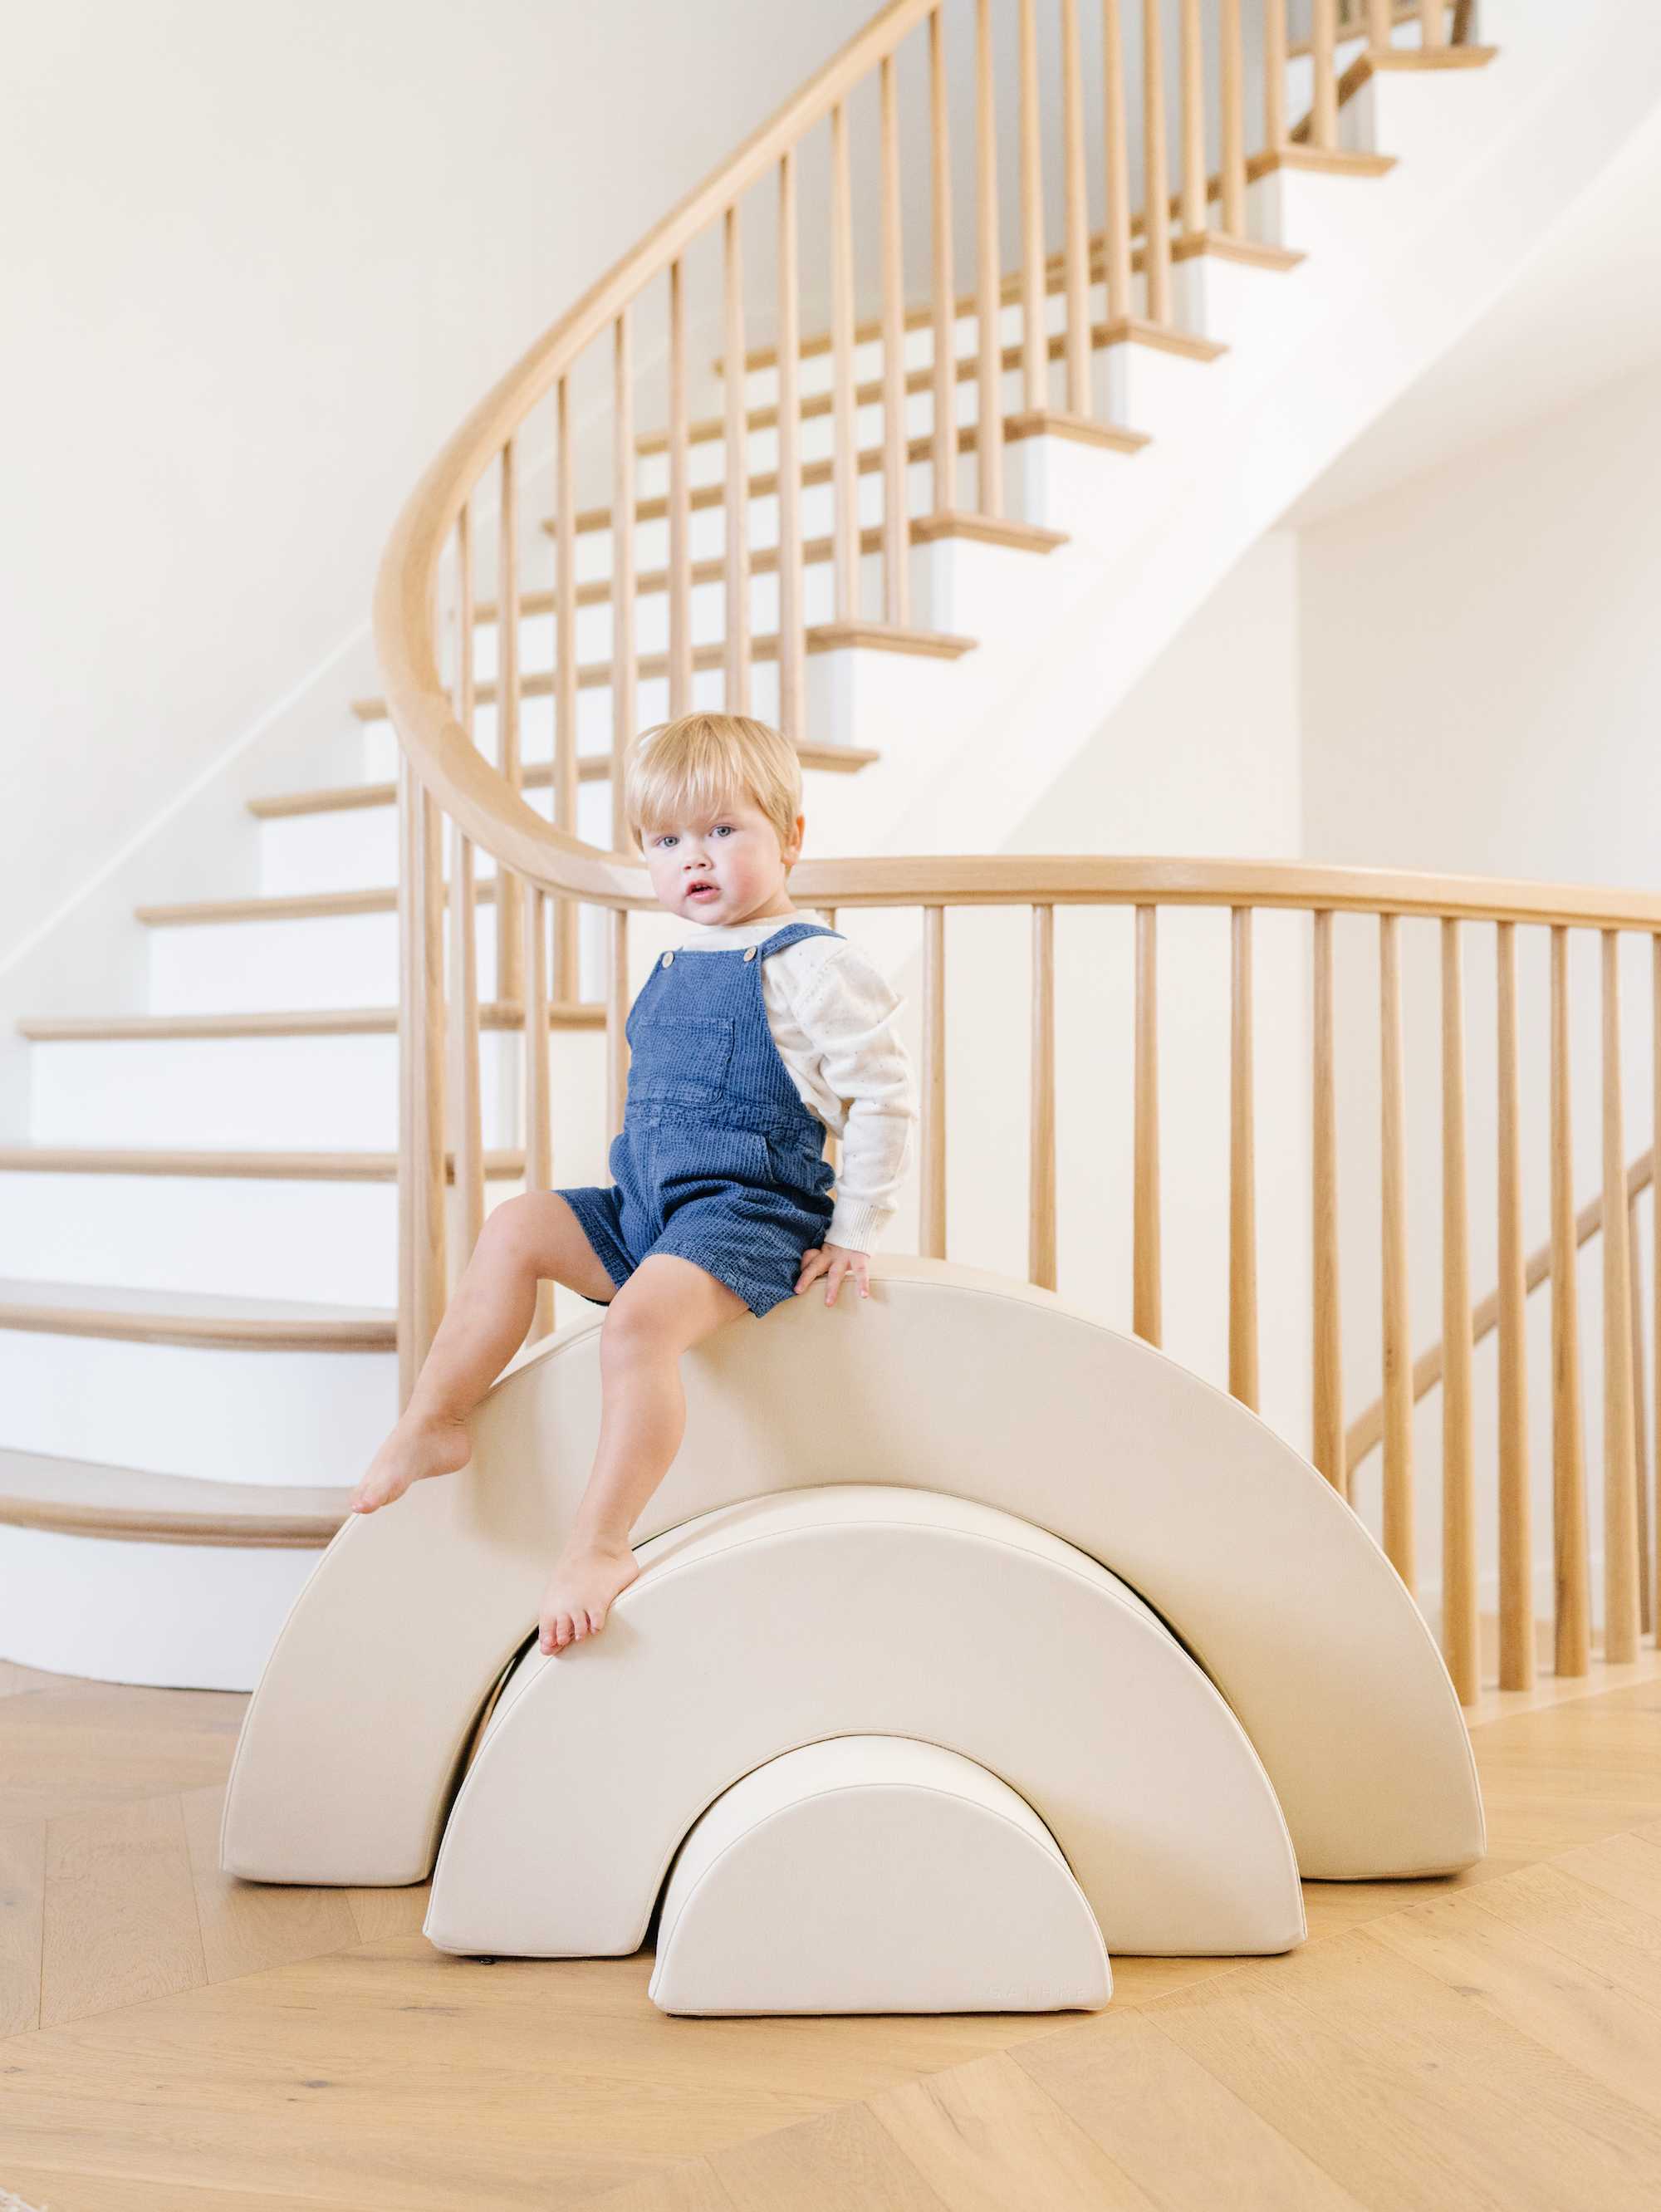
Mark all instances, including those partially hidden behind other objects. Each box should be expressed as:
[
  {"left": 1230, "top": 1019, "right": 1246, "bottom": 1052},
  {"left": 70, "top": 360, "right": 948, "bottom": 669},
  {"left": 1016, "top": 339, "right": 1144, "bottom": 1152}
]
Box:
[
  {"left": 0, "top": 2170, "right": 365, "bottom": 2212},
  {"left": 0, "top": 1819, "right": 45, "bottom": 2037},
  {"left": 1369, "top": 1888, "right": 1661, "bottom": 2121},
  {"left": 579, "top": 2165, "right": 735, "bottom": 2212},
  {"left": 181, "top": 1786, "right": 359, "bottom": 1984},
  {"left": 710, "top": 2101, "right": 947, "bottom": 2210},
  {"left": 0, "top": 1682, "right": 243, "bottom": 1827},
  {"left": 1462, "top": 1857, "right": 1661, "bottom": 2004},
  {"left": 39, "top": 1794, "right": 207, "bottom": 2028},
  {"left": 1012, "top": 2005, "right": 1368, "bottom": 2211},
  {"left": 867, "top": 2049, "right": 1158, "bottom": 2211},
  {"left": 346, "top": 1881, "right": 432, "bottom": 1940},
  {"left": 1548, "top": 1827, "right": 1661, "bottom": 1917}
]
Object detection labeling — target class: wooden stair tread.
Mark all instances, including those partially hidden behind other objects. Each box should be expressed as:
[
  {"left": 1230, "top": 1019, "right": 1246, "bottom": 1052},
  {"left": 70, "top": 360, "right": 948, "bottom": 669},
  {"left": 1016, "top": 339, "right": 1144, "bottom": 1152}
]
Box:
[
  {"left": 19, "top": 1002, "right": 605, "bottom": 1039},
  {"left": 0, "top": 1277, "right": 395, "bottom": 1352},
  {"left": 250, "top": 738, "right": 883, "bottom": 819},
  {"left": 0, "top": 1445, "right": 350, "bottom": 1548},
  {"left": 470, "top": 514, "right": 1066, "bottom": 621},
  {"left": 0, "top": 1145, "right": 527, "bottom": 1184}
]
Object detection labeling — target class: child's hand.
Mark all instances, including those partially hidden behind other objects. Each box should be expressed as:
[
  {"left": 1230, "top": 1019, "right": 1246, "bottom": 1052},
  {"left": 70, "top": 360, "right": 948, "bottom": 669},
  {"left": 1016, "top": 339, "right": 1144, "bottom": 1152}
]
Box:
[{"left": 794, "top": 1243, "right": 869, "bottom": 1306}]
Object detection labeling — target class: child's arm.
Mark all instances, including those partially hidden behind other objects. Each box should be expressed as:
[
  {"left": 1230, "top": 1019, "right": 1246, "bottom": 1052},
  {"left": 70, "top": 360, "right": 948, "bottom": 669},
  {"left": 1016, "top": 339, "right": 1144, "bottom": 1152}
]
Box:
[{"left": 777, "top": 940, "right": 916, "bottom": 1306}]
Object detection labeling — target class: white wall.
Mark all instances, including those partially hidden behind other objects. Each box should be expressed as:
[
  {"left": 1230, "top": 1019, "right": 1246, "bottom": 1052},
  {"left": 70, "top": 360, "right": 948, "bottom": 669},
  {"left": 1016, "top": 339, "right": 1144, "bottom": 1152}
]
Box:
[
  {"left": 0, "top": 0, "right": 876, "bottom": 984},
  {"left": 1296, "top": 362, "right": 1661, "bottom": 1622}
]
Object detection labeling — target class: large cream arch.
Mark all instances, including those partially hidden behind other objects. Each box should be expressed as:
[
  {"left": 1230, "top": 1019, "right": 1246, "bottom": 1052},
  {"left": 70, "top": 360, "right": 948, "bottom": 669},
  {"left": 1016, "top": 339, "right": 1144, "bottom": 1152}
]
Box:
[{"left": 221, "top": 1258, "right": 1483, "bottom": 1893}]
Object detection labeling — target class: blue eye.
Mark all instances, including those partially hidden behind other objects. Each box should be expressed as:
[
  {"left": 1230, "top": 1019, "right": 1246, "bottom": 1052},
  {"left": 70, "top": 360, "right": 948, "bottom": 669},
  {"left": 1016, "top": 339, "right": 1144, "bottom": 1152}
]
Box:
[
  {"left": 658, "top": 835, "right": 677, "bottom": 849},
  {"left": 713, "top": 825, "right": 733, "bottom": 837}
]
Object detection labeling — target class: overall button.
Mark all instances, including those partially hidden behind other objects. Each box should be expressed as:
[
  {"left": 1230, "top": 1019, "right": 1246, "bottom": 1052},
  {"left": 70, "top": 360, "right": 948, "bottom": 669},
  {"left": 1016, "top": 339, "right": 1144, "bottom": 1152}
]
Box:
[
  {"left": 742, "top": 947, "right": 757, "bottom": 962},
  {"left": 661, "top": 953, "right": 674, "bottom": 968}
]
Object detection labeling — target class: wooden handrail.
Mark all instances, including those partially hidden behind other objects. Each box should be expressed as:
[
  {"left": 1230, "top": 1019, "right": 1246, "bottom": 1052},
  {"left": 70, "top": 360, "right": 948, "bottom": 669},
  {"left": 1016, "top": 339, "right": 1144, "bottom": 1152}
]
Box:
[{"left": 1345, "top": 1147, "right": 1657, "bottom": 1474}]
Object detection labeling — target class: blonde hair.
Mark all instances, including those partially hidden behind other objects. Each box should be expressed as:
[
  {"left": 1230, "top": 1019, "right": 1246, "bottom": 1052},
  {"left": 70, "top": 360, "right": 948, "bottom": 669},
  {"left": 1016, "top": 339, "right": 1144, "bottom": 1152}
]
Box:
[{"left": 625, "top": 714, "right": 802, "bottom": 853}]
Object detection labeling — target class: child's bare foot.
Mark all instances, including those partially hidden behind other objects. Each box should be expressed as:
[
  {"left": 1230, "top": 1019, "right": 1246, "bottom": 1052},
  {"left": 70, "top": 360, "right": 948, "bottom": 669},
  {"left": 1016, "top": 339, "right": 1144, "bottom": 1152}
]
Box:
[
  {"left": 350, "top": 1412, "right": 473, "bottom": 1514},
  {"left": 539, "top": 1542, "right": 640, "bottom": 1655}
]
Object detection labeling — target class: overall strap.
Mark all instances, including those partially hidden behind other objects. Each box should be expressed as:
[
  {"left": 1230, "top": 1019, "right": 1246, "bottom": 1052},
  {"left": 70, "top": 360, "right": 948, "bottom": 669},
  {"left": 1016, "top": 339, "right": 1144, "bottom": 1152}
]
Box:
[{"left": 752, "top": 920, "right": 840, "bottom": 959}]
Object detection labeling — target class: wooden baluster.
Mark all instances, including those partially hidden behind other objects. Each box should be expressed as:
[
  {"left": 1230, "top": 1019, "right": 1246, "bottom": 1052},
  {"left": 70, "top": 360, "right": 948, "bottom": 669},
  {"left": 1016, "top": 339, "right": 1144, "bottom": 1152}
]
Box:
[
  {"left": 1311, "top": 0, "right": 1338, "bottom": 153},
  {"left": 1017, "top": 0, "right": 1047, "bottom": 414},
  {"left": 776, "top": 161, "right": 805, "bottom": 745},
  {"left": 553, "top": 375, "right": 580, "bottom": 1004},
  {"left": 1218, "top": 0, "right": 1246, "bottom": 238},
  {"left": 668, "top": 260, "right": 693, "bottom": 719},
  {"left": 1031, "top": 905, "right": 1057, "bottom": 1291},
  {"left": 974, "top": 0, "right": 1004, "bottom": 517},
  {"left": 1312, "top": 910, "right": 1344, "bottom": 1493},
  {"left": 1367, "top": 0, "right": 1392, "bottom": 46},
  {"left": 1550, "top": 927, "right": 1591, "bottom": 1676},
  {"left": 606, "top": 910, "right": 630, "bottom": 1150},
  {"left": 921, "top": 906, "right": 947, "bottom": 1259},
  {"left": 1264, "top": 0, "right": 1288, "bottom": 155},
  {"left": 444, "top": 508, "right": 483, "bottom": 1283},
  {"left": 1602, "top": 930, "right": 1640, "bottom": 1663},
  {"left": 1654, "top": 934, "right": 1661, "bottom": 1637},
  {"left": 1060, "top": 0, "right": 1091, "bottom": 415},
  {"left": 523, "top": 885, "right": 554, "bottom": 1343},
  {"left": 447, "top": 817, "right": 484, "bottom": 1280},
  {"left": 401, "top": 765, "right": 448, "bottom": 1395},
  {"left": 1496, "top": 921, "right": 1535, "bottom": 1689},
  {"left": 1379, "top": 913, "right": 1415, "bottom": 1594},
  {"left": 1421, "top": 0, "right": 1447, "bottom": 50},
  {"left": 1440, "top": 920, "right": 1477, "bottom": 1701},
  {"left": 1629, "top": 1189, "right": 1652, "bottom": 1637},
  {"left": 1143, "top": 0, "right": 1173, "bottom": 326},
  {"left": 928, "top": 7, "right": 958, "bottom": 518},
  {"left": 1102, "top": 0, "right": 1134, "bottom": 326},
  {"left": 879, "top": 56, "right": 909, "bottom": 628},
  {"left": 612, "top": 314, "right": 637, "bottom": 846},
  {"left": 723, "top": 208, "right": 752, "bottom": 707},
  {"left": 497, "top": 439, "right": 524, "bottom": 1008},
  {"left": 830, "top": 101, "right": 860, "bottom": 616},
  {"left": 1179, "top": 0, "right": 1207, "bottom": 243},
  {"left": 1134, "top": 905, "right": 1160, "bottom": 1344},
  {"left": 1230, "top": 909, "right": 1258, "bottom": 1410}
]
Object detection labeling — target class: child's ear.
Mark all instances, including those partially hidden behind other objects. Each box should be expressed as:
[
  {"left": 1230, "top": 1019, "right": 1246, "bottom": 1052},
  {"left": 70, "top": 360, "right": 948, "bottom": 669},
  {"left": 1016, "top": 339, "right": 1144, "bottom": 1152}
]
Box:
[{"left": 782, "top": 812, "right": 806, "bottom": 868}]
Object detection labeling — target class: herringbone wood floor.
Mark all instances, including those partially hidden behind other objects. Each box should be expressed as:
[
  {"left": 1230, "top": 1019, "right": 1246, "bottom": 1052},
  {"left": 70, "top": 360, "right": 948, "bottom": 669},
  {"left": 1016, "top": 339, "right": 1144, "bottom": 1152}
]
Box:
[{"left": 2, "top": 1648, "right": 1659, "bottom": 2210}]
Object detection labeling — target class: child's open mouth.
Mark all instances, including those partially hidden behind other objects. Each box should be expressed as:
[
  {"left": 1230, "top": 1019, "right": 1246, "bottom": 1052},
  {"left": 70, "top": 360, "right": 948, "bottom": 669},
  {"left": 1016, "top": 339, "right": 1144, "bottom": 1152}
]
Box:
[{"left": 686, "top": 881, "right": 718, "bottom": 903}]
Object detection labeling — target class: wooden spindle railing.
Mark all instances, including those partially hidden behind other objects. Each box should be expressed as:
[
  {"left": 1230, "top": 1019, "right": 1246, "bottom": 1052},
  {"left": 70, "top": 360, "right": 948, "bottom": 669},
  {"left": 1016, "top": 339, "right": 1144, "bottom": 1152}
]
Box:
[
  {"left": 879, "top": 56, "right": 909, "bottom": 626},
  {"left": 1060, "top": 0, "right": 1091, "bottom": 416},
  {"left": 374, "top": 1, "right": 1648, "bottom": 1721},
  {"left": 1439, "top": 920, "right": 1476, "bottom": 1701},
  {"left": 1229, "top": 906, "right": 1258, "bottom": 1410},
  {"left": 1017, "top": 0, "right": 1047, "bottom": 416},
  {"left": 1495, "top": 920, "right": 1533, "bottom": 1690},
  {"left": 974, "top": 0, "right": 1003, "bottom": 517},
  {"left": 1142, "top": 0, "right": 1173, "bottom": 326},
  {"left": 928, "top": 9, "right": 958, "bottom": 521},
  {"left": 1133, "top": 904, "right": 1160, "bottom": 1346},
  {"left": 1379, "top": 912, "right": 1414, "bottom": 1592}
]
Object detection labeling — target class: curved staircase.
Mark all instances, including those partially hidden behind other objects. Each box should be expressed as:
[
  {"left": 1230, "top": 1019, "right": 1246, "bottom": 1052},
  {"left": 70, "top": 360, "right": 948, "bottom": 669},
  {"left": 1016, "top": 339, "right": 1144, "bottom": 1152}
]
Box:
[{"left": 5, "top": 0, "right": 1661, "bottom": 1705}]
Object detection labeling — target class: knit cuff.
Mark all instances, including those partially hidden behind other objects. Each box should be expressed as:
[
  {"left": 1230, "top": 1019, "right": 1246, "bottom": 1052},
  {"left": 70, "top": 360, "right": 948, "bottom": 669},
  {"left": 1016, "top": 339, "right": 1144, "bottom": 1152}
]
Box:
[{"left": 826, "top": 1199, "right": 889, "bottom": 1253}]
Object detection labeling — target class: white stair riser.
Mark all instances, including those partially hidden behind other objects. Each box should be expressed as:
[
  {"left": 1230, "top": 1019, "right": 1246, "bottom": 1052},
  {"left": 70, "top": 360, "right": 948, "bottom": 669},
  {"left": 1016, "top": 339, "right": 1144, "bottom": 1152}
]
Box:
[
  {"left": 150, "top": 913, "right": 404, "bottom": 1013},
  {"left": 0, "top": 1171, "right": 399, "bottom": 1307},
  {"left": 0, "top": 1329, "right": 394, "bottom": 1485},
  {"left": 0, "top": 1522, "right": 321, "bottom": 1692},
  {"left": 32, "top": 1035, "right": 404, "bottom": 1149},
  {"left": 260, "top": 805, "right": 399, "bottom": 897}
]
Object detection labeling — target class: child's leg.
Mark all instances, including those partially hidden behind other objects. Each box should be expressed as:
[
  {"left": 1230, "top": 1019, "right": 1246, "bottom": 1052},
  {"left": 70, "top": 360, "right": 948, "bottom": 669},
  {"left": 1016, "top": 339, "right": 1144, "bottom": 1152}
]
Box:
[
  {"left": 540, "top": 1253, "right": 746, "bottom": 1653},
  {"left": 350, "top": 1192, "right": 618, "bottom": 1513}
]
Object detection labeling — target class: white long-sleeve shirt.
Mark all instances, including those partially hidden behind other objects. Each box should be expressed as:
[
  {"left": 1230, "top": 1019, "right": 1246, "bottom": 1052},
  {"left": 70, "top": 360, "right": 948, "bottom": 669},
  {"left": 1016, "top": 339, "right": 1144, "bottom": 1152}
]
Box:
[{"left": 674, "top": 918, "right": 915, "bottom": 1252}]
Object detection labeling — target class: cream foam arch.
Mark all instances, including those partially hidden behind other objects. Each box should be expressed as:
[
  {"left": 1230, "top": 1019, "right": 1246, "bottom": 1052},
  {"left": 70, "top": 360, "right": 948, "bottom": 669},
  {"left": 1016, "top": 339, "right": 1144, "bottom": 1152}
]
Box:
[
  {"left": 424, "top": 1489, "right": 1306, "bottom": 1959},
  {"left": 649, "top": 1735, "right": 1114, "bottom": 2017},
  {"left": 221, "top": 1258, "right": 1483, "bottom": 1887}
]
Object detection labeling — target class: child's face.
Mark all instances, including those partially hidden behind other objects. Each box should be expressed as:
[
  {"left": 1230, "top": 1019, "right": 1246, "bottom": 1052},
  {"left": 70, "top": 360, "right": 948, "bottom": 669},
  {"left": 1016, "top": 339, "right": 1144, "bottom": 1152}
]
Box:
[{"left": 640, "top": 790, "right": 805, "bottom": 929}]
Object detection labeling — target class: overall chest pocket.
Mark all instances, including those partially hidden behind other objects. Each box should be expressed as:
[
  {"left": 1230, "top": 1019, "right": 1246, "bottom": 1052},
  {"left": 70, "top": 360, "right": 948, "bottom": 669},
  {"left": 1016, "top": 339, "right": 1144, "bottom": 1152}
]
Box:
[{"left": 626, "top": 1015, "right": 737, "bottom": 1108}]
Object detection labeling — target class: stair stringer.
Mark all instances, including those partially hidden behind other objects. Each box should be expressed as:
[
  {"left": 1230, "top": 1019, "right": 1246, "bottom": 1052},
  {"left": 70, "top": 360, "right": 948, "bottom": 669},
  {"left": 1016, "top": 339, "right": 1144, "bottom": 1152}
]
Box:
[
  {"left": 797, "top": 0, "right": 1661, "bottom": 866},
  {"left": 222, "top": 1255, "right": 1483, "bottom": 1891}
]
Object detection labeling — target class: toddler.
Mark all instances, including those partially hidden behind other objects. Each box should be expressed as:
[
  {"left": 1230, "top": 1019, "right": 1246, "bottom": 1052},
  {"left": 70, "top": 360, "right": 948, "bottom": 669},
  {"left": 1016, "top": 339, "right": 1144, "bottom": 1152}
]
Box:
[{"left": 350, "top": 713, "right": 916, "bottom": 1654}]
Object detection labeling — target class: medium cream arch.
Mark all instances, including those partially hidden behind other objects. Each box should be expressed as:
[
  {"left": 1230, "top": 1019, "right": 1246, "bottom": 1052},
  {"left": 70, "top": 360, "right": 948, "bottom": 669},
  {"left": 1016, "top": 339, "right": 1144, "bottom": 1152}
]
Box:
[
  {"left": 221, "top": 1258, "right": 1483, "bottom": 1887},
  {"left": 424, "top": 1489, "right": 1306, "bottom": 1958}
]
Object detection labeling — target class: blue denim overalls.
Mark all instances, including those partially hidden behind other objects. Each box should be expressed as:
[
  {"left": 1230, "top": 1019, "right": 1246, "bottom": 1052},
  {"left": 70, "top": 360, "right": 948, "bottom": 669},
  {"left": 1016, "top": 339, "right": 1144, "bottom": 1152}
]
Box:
[{"left": 558, "top": 921, "right": 838, "bottom": 1317}]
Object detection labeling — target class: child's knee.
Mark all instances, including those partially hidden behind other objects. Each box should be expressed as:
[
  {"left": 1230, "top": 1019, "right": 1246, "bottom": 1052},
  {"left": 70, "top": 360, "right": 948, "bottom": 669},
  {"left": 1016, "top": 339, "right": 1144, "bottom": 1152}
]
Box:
[{"left": 478, "top": 1191, "right": 541, "bottom": 1266}]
